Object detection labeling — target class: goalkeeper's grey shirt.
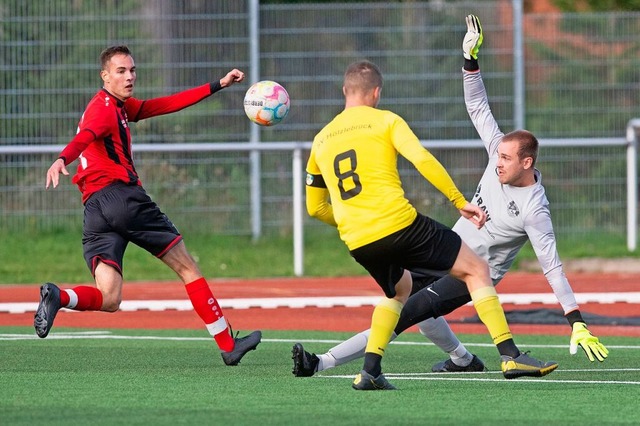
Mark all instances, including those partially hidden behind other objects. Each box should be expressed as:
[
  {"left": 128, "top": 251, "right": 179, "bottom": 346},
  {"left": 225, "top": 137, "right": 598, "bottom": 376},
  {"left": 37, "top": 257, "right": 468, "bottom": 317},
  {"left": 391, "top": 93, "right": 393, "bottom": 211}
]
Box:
[{"left": 454, "top": 69, "right": 578, "bottom": 314}]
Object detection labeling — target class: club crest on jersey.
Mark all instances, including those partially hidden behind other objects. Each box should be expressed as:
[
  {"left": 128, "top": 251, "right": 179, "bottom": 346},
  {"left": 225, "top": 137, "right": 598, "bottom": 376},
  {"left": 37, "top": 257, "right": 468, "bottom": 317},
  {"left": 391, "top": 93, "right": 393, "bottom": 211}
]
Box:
[
  {"left": 507, "top": 200, "right": 520, "bottom": 217},
  {"left": 305, "top": 173, "right": 314, "bottom": 186}
]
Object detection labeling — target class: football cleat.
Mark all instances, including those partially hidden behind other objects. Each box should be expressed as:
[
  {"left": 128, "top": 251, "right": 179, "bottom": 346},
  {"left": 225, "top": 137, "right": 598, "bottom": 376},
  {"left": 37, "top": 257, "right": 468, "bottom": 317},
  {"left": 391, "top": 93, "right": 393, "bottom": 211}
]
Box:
[
  {"left": 291, "top": 343, "right": 320, "bottom": 377},
  {"left": 34, "top": 282, "right": 62, "bottom": 338},
  {"left": 221, "top": 330, "right": 262, "bottom": 366},
  {"left": 501, "top": 351, "right": 558, "bottom": 379},
  {"left": 352, "top": 370, "right": 396, "bottom": 390},
  {"left": 432, "top": 354, "right": 486, "bottom": 372}
]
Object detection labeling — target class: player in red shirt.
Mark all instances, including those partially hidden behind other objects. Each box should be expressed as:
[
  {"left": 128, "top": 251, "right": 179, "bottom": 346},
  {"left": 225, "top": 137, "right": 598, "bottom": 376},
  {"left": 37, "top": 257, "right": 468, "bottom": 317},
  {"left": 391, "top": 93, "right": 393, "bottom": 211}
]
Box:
[{"left": 36, "top": 45, "right": 261, "bottom": 366}]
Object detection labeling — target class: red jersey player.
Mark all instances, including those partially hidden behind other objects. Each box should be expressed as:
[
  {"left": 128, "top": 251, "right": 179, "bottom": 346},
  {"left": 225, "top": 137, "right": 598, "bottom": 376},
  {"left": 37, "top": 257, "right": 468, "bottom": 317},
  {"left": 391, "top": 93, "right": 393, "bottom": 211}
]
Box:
[{"left": 37, "top": 45, "right": 261, "bottom": 366}]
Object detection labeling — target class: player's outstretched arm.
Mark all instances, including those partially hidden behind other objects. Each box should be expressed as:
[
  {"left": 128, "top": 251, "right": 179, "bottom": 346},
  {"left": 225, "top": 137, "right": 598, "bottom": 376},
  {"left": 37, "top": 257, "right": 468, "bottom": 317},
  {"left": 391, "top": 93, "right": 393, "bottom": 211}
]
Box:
[
  {"left": 570, "top": 321, "right": 609, "bottom": 362},
  {"left": 219, "top": 69, "right": 245, "bottom": 88}
]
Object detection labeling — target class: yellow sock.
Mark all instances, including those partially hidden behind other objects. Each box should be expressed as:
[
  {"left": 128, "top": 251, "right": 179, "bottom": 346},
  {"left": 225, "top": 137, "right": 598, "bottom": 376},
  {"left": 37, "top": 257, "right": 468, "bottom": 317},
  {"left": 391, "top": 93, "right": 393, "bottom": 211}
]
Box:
[
  {"left": 470, "top": 287, "right": 513, "bottom": 345},
  {"left": 365, "top": 298, "right": 403, "bottom": 356}
]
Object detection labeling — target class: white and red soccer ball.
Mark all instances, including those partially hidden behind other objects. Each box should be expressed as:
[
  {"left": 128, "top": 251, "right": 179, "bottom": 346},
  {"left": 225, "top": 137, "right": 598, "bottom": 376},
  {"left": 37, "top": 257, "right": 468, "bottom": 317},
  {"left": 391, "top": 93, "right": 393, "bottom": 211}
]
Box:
[{"left": 243, "top": 80, "right": 290, "bottom": 126}]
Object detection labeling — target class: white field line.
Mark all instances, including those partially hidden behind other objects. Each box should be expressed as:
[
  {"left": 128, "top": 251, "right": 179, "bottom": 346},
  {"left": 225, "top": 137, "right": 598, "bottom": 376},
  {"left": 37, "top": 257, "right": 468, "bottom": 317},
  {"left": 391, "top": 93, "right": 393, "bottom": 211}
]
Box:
[
  {"left": 271, "top": 338, "right": 640, "bottom": 350},
  {"left": 389, "top": 369, "right": 640, "bottom": 374},
  {"left": 2, "top": 333, "right": 640, "bottom": 352},
  {"left": 2, "top": 291, "right": 640, "bottom": 314},
  {"left": 318, "top": 374, "right": 640, "bottom": 386}
]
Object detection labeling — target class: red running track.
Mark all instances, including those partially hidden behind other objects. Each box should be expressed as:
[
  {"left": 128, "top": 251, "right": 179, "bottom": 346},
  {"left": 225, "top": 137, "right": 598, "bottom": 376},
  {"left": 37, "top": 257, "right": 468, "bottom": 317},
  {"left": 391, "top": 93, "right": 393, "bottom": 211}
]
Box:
[{"left": 1, "top": 272, "right": 639, "bottom": 337}]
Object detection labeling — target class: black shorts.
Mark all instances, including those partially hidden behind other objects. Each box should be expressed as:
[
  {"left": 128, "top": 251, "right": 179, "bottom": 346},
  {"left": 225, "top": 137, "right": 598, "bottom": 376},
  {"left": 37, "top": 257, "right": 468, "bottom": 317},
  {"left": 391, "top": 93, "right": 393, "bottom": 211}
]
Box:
[
  {"left": 82, "top": 182, "right": 182, "bottom": 276},
  {"left": 350, "top": 214, "right": 462, "bottom": 298}
]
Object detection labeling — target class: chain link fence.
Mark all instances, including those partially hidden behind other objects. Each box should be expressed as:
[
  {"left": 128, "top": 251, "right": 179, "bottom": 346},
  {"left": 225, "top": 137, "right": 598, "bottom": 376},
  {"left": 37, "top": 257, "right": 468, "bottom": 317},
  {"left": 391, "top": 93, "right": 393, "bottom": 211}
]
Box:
[{"left": 1, "top": 1, "right": 637, "bottom": 245}]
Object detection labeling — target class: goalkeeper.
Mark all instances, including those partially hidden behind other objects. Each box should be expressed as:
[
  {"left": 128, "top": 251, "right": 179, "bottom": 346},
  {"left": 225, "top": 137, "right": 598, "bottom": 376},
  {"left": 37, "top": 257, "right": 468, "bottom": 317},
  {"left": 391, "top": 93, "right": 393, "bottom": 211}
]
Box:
[{"left": 293, "top": 14, "right": 608, "bottom": 377}]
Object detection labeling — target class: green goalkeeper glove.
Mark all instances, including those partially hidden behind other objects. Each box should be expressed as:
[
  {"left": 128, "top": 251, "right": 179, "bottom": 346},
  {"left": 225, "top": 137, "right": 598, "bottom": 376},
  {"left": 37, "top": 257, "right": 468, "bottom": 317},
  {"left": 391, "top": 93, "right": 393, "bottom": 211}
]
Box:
[
  {"left": 569, "top": 322, "right": 609, "bottom": 362},
  {"left": 463, "top": 14, "right": 483, "bottom": 60}
]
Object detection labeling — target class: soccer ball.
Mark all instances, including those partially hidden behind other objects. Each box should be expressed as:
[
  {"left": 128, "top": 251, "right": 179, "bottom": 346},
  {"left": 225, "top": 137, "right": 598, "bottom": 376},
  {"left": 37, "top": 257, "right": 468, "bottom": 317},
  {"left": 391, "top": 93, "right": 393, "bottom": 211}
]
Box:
[{"left": 243, "top": 80, "right": 290, "bottom": 126}]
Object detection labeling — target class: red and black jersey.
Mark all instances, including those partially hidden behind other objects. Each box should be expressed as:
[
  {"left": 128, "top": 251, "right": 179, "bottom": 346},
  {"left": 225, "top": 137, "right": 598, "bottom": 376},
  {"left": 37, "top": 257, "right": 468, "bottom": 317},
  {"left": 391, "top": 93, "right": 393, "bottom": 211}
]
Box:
[{"left": 59, "top": 84, "right": 214, "bottom": 203}]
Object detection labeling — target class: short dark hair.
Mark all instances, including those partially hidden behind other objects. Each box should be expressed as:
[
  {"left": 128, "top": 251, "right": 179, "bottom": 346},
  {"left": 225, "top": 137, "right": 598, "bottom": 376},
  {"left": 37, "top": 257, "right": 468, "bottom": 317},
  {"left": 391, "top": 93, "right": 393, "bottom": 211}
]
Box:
[
  {"left": 343, "top": 60, "right": 383, "bottom": 94},
  {"left": 502, "top": 129, "right": 539, "bottom": 166},
  {"left": 100, "top": 45, "right": 132, "bottom": 70}
]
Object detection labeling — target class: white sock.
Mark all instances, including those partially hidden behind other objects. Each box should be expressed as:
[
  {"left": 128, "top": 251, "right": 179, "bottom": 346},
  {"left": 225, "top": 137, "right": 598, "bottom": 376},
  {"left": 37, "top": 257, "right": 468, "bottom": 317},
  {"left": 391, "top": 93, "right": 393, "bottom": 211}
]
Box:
[
  {"left": 418, "top": 316, "right": 472, "bottom": 366},
  {"left": 448, "top": 343, "right": 474, "bottom": 367},
  {"left": 317, "top": 353, "right": 334, "bottom": 371},
  {"left": 317, "top": 329, "right": 397, "bottom": 372},
  {"left": 418, "top": 317, "right": 460, "bottom": 352}
]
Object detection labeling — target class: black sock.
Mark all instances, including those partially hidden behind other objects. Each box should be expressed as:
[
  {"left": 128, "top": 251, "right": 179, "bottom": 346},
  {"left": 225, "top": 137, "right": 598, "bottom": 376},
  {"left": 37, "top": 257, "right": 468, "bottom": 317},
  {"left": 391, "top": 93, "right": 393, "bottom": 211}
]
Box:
[
  {"left": 395, "top": 275, "right": 472, "bottom": 334},
  {"left": 496, "top": 339, "right": 520, "bottom": 358},
  {"left": 363, "top": 352, "right": 382, "bottom": 377},
  {"left": 394, "top": 289, "right": 435, "bottom": 334}
]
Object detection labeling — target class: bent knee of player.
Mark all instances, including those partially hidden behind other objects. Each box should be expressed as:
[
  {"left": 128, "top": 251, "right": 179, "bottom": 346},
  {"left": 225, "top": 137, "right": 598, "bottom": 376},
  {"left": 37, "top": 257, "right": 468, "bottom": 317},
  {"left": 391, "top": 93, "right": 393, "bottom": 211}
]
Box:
[
  {"left": 393, "top": 270, "right": 413, "bottom": 303},
  {"left": 451, "top": 243, "right": 490, "bottom": 282},
  {"left": 101, "top": 295, "right": 122, "bottom": 312}
]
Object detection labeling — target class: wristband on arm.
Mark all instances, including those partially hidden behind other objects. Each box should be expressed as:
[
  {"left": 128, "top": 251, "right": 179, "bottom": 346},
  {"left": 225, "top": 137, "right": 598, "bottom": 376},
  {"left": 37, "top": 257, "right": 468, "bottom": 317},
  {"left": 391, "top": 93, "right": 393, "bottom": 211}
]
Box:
[
  {"left": 210, "top": 80, "right": 222, "bottom": 94},
  {"left": 463, "top": 58, "right": 479, "bottom": 72},
  {"left": 564, "top": 309, "right": 585, "bottom": 327}
]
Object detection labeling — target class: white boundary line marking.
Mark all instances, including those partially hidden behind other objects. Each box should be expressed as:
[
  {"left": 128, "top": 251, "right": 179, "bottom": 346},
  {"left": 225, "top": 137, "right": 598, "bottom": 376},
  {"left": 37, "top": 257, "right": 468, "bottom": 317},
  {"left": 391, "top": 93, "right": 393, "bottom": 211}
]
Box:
[
  {"left": 269, "top": 338, "right": 640, "bottom": 350},
  {"left": 3, "top": 291, "right": 640, "bottom": 313},
  {"left": 2, "top": 333, "right": 640, "bottom": 350},
  {"left": 318, "top": 375, "right": 640, "bottom": 385},
  {"left": 388, "top": 368, "right": 640, "bottom": 374}
]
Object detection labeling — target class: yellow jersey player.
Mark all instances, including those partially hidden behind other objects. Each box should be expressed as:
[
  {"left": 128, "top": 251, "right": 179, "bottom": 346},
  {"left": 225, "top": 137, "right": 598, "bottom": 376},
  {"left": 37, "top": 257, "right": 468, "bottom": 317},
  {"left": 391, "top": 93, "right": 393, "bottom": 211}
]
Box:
[{"left": 305, "top": 59, "right": 558, "bottom": 390}]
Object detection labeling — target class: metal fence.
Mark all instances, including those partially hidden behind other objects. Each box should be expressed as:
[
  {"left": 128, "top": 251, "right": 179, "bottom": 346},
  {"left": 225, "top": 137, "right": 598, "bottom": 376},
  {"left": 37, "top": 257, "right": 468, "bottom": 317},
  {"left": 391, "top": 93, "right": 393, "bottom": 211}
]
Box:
[{"left": 2, "top": 1, "right": 639, "bottom": 269}]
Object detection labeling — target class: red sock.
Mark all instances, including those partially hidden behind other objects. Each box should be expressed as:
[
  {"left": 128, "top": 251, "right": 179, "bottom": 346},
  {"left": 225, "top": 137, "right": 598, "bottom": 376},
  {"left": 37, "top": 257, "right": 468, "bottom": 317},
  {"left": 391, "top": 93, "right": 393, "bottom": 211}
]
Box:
[
  {"left": 185, "top": 278, "right": 234, "bottom": 352},
  {"left": 61, "top": 286, "right": 104, "bottom": 311}
]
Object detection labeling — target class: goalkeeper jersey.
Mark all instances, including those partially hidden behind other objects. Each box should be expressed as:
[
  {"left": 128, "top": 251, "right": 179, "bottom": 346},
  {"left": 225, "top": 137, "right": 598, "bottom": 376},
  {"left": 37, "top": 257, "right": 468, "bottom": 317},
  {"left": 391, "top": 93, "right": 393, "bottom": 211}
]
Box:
[
  {"left": 306, "top": 105, "right": 467, "bottom": 250},
  {"left": 458, "top": 69, "right": 578, "bottom": 314}
]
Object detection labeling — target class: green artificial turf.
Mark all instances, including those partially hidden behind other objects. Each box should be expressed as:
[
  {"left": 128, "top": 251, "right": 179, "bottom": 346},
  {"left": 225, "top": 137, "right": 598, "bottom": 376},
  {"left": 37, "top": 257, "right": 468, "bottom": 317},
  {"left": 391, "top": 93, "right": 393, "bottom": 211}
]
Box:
[{"left": 1, "top": 328, "right": 639, "bottom": 425}]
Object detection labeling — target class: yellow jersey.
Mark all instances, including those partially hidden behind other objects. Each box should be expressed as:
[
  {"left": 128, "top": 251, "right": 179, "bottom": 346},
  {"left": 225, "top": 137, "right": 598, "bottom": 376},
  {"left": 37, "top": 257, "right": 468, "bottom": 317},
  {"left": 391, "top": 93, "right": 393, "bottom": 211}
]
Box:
[{"left": 306, "top": 105, "right": 467, "bottom": 250}]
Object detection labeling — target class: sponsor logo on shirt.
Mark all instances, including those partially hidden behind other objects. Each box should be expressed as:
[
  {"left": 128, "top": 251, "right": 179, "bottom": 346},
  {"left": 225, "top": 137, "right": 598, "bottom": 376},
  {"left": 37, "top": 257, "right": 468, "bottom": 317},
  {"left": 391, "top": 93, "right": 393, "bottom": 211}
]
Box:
[
  {"left": 326, "top": 124, "right": 372, "bottom": 140},
  {"left": 474, "top": 184, "right": 491, "bottom": 222}
]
